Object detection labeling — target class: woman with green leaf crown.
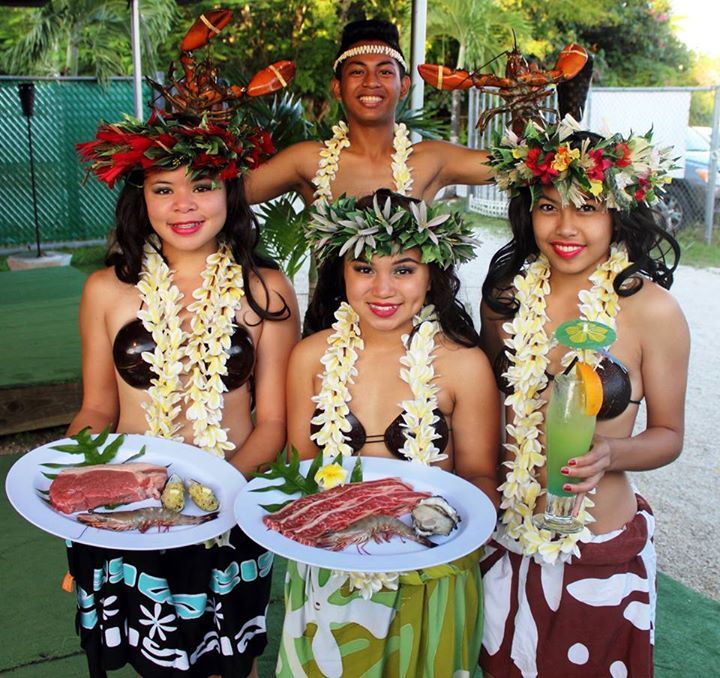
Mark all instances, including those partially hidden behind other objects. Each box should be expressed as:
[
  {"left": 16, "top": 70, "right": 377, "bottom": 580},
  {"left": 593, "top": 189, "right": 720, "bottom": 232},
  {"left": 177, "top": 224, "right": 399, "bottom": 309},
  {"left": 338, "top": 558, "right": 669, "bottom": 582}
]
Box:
[
  {"left": 478, "top": 115, "right": 689, "bottom": 676},
  {"left": 65, "top": 25, "right": 300, "bottom": 677},
  {"left": 274, "top": 188, "right": 500, "bottom": 677}
]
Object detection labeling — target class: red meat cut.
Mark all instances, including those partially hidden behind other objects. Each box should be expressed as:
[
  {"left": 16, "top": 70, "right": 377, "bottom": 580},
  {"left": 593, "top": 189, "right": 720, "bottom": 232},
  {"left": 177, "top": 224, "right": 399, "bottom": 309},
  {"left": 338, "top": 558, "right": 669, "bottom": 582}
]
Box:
[
  {"left": 49, "top": 463, "right": 168, "bottom": 514},
  {"left": 263, "top": 477, "right": 431, "bottom": 546}
]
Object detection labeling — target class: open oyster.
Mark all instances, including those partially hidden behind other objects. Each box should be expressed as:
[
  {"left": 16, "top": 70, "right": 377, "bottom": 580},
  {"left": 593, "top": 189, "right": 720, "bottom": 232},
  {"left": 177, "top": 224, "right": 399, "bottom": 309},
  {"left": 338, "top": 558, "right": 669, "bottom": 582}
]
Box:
[{"left": 411, "top": 496, "right": 460, "bottom": 537}]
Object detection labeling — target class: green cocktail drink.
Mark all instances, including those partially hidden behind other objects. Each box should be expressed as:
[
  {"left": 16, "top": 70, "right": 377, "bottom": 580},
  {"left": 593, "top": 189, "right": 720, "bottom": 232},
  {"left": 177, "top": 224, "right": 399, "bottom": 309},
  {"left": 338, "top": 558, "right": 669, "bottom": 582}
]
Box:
[
  {"left": 536, "top": 369, "right": 597, "bottom": 533},
  {"left": 546, "top": 375, "right": 596, "bottom": 496}
]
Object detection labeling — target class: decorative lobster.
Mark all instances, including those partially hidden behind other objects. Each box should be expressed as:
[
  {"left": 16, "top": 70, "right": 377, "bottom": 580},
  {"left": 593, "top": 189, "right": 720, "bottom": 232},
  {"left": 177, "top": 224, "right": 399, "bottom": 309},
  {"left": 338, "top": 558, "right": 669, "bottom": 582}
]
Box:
[
  {"left": 418, "top": 40, "right": 588, "bottom": 135},
  {"left": 148, "top": 9, "right": 296, "bottom": 121}
]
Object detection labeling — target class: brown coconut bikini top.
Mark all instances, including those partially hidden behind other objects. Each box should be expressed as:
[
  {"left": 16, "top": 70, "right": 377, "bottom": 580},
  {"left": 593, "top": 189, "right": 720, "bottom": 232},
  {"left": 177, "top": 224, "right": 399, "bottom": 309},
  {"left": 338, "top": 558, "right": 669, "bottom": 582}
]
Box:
[
  {"left": 493, "top": 350, "right": 642, "bottom": 420},
  {"left": 112, "top": 319, "right": 255, "bottom": 390},
  {"left": 310, "top": 408, "right": 450, "bottom": 460}
]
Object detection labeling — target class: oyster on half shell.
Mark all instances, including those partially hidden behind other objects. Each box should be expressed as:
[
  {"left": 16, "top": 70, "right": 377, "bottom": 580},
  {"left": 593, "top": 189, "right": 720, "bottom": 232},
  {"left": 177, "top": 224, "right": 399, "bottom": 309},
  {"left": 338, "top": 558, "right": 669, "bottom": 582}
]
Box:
[{"left": 411, "top": 496, "right": 460, "bottom": 537}]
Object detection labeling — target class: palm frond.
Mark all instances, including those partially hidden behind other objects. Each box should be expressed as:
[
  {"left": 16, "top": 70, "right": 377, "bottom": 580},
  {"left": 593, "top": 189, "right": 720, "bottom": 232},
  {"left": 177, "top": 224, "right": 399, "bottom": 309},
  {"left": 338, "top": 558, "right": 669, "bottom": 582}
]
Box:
[
  {"left": 256, "top": 195, "right": 309, "bottom": 280},
  {"left": 247, "top": 91, "right": 313, "bottom": 151},
  {"left": 396, "top": 86, "right": 450, "bottom": 140}
]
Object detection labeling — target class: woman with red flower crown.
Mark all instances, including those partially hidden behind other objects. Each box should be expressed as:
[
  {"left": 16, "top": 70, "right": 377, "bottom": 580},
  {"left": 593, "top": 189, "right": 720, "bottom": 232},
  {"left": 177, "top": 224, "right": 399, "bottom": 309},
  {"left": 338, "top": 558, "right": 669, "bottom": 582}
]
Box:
[
  {"left": 66, "top": 49, "right": 300, "bottom": 678},
  {"left": 478, "top": 115, "right": 689, "bottom": 676}
]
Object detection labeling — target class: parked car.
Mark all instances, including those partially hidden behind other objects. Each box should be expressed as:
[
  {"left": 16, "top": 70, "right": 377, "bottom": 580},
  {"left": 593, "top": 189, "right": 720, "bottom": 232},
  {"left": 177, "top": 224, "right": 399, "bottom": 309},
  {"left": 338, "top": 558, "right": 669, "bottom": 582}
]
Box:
[{"left": 661, "top": 126, "right": 720, "bottom": 232}]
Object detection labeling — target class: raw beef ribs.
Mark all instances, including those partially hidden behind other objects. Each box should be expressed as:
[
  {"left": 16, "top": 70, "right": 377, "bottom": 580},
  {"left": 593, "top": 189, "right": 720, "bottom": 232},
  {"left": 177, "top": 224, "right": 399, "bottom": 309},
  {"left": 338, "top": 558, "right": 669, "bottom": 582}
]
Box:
[{"left": 263, "top": 477, "right": 431, "bottom": 546}]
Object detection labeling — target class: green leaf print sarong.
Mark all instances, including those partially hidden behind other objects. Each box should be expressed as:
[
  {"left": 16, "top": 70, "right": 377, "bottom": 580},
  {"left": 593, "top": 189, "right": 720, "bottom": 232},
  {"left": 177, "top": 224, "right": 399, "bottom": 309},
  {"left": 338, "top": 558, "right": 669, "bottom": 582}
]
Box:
[{"left": 277, "top": 549, "right": 483, "bottom": 677}]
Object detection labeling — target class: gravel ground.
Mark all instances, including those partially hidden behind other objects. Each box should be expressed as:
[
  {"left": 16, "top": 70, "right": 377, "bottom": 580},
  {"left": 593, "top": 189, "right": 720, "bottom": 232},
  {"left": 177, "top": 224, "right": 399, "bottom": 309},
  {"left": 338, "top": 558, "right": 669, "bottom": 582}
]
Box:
[{"left": 2, "top": 228, "right": 717, "bottom": 600}]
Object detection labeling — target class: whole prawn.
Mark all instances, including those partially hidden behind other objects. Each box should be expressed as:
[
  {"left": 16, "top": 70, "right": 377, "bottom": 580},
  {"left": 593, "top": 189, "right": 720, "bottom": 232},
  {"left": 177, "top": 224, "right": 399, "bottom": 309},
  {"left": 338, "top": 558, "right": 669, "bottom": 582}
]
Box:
[
  {"left": 77, "top": 507, "right": 218, "bottom": 533},
  {"left": 315, "top": 515, "right": 436, "bottom": 552}
]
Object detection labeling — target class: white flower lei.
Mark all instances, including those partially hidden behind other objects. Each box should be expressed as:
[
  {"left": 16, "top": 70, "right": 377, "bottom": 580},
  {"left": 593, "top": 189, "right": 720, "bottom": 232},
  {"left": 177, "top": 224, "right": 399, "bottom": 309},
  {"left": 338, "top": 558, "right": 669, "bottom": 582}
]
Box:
[
  {"left": 137, "top": 236, "right": 245, "bottom": 457},
  {"left": 310, "top": 302, "right": 445, "bottom": 464},
  {"left": 312, "top": 120, "right": 413, "bottom": 204},
  {"left": 497, "top": 244, "right": 631, "bottom": 564}
]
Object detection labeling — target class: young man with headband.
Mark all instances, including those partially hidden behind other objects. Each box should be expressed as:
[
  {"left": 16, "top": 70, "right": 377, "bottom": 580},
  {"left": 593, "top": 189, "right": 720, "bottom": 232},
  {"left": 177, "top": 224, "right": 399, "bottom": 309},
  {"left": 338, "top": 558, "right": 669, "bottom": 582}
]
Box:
[{"left": 244, "top": 19, "right": 493, "bottom": 206}]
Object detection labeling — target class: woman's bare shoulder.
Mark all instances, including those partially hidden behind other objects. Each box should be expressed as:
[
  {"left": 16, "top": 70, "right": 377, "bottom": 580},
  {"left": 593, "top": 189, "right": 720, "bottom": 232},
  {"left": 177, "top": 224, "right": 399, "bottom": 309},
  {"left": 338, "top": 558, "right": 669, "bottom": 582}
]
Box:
[
  {"left": 623, "top": 277, "right": 686, "bottom": 325},
  {"left": 435, "top": 336, "right": 492, "bottom": 373},
  {"left": 291, "top": 329, "right": 333, "bottom": 361},
  {"left": 83, "top": 266, "right": 127, "bottom": 299}
]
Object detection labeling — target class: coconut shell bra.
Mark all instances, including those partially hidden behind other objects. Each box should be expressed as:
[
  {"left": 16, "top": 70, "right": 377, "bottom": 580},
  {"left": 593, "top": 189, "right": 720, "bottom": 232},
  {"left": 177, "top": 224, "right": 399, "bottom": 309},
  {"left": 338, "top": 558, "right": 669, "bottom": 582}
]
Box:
[
  {"left": 494, "top": 351, "right": 641, "bottom": 420},
  {"left": 310, "top": 408, "right": 450, "bottom": 460},
  {"left": 113, "top": 319, "right": 255, "bottom": 390}
]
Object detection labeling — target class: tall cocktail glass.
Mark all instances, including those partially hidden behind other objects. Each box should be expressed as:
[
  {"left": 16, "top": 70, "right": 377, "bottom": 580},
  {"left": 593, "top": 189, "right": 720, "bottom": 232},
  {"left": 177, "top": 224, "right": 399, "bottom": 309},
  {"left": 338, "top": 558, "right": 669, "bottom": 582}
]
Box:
[{"left": 535, "top": 368, "right": 596, "bottom": 534}]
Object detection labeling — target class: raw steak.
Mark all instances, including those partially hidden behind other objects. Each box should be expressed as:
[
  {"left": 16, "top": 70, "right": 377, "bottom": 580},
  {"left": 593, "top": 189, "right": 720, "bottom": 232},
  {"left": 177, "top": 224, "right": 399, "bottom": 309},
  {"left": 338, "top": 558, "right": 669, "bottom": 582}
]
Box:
[
  {"left": 49, "top": 463, "right": 168, "bottom": 514},
  {"left": 263, "top": 477, "right": 431, "bottom": 546}
]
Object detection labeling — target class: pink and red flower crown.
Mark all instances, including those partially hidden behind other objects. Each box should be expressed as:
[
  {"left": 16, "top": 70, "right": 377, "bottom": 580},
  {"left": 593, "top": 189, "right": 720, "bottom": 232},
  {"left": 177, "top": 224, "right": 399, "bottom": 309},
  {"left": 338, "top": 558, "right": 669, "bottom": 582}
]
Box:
[{"left": 489, "top": 115, "right": 676, "bottom": 210}]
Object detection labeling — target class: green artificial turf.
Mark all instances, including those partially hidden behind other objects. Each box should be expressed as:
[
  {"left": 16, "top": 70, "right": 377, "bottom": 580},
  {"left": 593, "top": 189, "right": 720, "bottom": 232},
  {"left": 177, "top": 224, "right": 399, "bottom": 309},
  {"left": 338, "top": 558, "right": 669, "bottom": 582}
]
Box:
[
  {"left": 0, "top": 267, "right": 86, "bottom": 388},
  {"left": 1, "top": 452, "right": 718, "bottom": 676}
]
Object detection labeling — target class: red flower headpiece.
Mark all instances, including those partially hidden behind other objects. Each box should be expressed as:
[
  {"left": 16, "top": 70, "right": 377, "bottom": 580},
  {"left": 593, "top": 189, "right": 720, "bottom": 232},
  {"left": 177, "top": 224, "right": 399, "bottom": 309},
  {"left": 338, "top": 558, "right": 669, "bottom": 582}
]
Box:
[
  {"left": 77, "top": 112, "right": 275, "bottom": 189},
  {"left": 77, "top": 10, "right": 293, "bottom": 187}
]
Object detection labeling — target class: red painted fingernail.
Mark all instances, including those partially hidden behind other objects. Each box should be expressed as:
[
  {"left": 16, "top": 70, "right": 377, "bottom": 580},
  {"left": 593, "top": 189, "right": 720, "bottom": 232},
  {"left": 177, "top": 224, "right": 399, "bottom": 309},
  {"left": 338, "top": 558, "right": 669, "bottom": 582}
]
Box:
[
  {"left": 561, "top": 467, "right": 570, "bottom": 475},
  {"left": 568, "top": 459, "right": 577, "bottom": 466},
  {"left": 563, "top": 484, "right": 572, "bottom": 492}
]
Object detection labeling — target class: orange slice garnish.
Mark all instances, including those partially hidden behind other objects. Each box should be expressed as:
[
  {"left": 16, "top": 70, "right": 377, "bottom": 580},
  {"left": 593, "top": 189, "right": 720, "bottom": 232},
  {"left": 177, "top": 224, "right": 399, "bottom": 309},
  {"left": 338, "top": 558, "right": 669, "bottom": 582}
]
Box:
[{"left": 576, "top": 362, "right": 603, "bottom": 416}]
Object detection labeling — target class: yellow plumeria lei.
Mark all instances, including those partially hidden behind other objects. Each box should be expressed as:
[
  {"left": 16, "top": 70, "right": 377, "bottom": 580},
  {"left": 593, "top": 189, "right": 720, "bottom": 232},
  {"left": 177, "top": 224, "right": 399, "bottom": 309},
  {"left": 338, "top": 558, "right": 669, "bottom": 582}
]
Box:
[
  {"left": 497, "top": 244, "right": 630, "bottom": 564},
  {"left": 137, "top": 236, "right": 245, "bottom": 457},
  {"left": 310, "top": 302, "right": 444, "bottom": 464},
  {"left": 312, "top": 120, "right": 413, "bottom": 204}
]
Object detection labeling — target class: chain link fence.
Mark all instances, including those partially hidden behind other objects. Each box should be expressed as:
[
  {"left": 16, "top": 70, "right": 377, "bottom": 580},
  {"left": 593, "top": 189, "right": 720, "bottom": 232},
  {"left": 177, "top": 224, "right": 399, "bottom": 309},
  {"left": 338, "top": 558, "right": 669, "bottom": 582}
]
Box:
[
  {"left": 0, "top": 77, "right": 147, "bottom": 249},
  {"left": 467, "top": 86, "right": 720, "bottom": 237}
]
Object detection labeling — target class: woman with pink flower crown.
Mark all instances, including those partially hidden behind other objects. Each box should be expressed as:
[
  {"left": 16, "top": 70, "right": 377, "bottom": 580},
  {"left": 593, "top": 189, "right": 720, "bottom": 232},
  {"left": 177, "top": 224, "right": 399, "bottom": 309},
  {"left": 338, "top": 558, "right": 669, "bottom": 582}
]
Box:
[{"left": 479, "top": 114, "right": 689, "bottom": 677}]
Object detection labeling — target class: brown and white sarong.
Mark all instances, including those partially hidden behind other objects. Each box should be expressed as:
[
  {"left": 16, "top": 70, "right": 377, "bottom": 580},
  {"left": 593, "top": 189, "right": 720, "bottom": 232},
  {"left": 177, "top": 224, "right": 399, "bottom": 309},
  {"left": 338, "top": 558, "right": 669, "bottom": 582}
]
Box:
[{"left": 480, "top": 496, "right": 655, "bottom": 677}]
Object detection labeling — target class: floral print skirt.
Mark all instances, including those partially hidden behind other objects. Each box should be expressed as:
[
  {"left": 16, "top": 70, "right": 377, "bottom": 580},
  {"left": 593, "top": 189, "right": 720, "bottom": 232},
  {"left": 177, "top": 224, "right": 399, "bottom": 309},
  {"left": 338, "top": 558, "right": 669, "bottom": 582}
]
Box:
[
  {"left": 480, "top": 496, "right": 656, "bottom": 677},
  {"left": 66, "top": 526, "right": 273, "bottom": 677},
  {"left": 277, "top": 549, "right": 483, "bottom": 678}
]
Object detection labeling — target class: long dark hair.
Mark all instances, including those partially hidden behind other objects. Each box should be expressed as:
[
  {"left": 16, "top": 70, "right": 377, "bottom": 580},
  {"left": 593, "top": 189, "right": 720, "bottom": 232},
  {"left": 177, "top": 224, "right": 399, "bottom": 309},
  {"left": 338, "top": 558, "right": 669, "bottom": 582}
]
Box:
[
  {"left": 482, "top": 135, "right": 681, "bottom": 318},
  {"left": 304, "top": 191, "right": 478, "bottom": 347},
  {"left": 108, "top": 171, "right": 289, "bottom": 321}
]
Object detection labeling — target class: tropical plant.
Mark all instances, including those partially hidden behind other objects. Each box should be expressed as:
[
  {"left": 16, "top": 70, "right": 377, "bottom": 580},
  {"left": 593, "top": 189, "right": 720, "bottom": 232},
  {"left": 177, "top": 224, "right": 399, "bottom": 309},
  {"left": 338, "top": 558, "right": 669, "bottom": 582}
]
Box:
[
  {"left": 424, "top": 0, "right": 531, "bottom": 142},
  {"left": 255, "top": 198, "right": 309, "bottom": 281},
  {"left": 2, "top": 0, "right": 177, "bottom": 80},
  {"left": 511, "top": 0, "right": 693, "bottom": 87},
  {"left": 247, "top": 92, "right": 314, "bottom": 152},
  {"left": 395, "top": 86, "right": 450, "bottom": 140}
]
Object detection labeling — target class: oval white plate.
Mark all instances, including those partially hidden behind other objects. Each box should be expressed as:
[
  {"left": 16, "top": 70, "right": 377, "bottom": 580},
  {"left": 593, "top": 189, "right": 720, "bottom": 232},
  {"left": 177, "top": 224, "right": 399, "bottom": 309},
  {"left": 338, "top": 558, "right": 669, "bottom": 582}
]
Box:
[
  {"left": 5, "top": 433, "right": 245, "bottom": 550},
  {"left": 234, "top": 457, "right": 496, "bottom": 572}
]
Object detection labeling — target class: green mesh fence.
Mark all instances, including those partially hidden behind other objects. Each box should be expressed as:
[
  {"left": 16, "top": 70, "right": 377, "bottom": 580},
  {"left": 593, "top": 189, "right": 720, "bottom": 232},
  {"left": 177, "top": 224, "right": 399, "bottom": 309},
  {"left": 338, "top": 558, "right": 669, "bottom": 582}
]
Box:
[{"left": 0, "top": 78, "right": 148, "bottom": 248}]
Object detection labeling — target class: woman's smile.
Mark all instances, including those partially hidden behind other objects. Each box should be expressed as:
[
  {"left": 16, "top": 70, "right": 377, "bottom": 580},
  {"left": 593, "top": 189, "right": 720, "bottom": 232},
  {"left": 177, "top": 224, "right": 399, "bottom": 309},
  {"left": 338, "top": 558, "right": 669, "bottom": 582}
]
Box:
[
  {"left": 169, "top": 220, "right": 204, "bottom": 235},
  {"left": 368, "top": 302, "right": 400, "bottom": 317},
  {"left": 550, "top": 241, "right": 586, "bottom": 259}
]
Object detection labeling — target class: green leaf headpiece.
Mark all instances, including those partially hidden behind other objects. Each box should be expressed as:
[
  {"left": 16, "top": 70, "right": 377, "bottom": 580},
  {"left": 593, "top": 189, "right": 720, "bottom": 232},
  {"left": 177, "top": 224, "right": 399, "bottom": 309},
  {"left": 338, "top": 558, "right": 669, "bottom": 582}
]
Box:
[{"left": 306, "top": 193, "right": 478, "bottom": 269}]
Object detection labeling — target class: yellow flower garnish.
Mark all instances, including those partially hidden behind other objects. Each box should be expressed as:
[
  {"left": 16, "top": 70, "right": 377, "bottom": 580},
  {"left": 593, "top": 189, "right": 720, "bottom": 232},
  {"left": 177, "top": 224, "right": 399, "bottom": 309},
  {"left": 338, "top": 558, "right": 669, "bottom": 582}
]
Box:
[
  {"left": 314, "top": 463, "right": 349, "bottom": 490},
  {"left": 588, "top": 179, "right": 604, "bottom": 196},
  {"left": 550, "top": 144, "right": 580, "bottom": 172}
]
